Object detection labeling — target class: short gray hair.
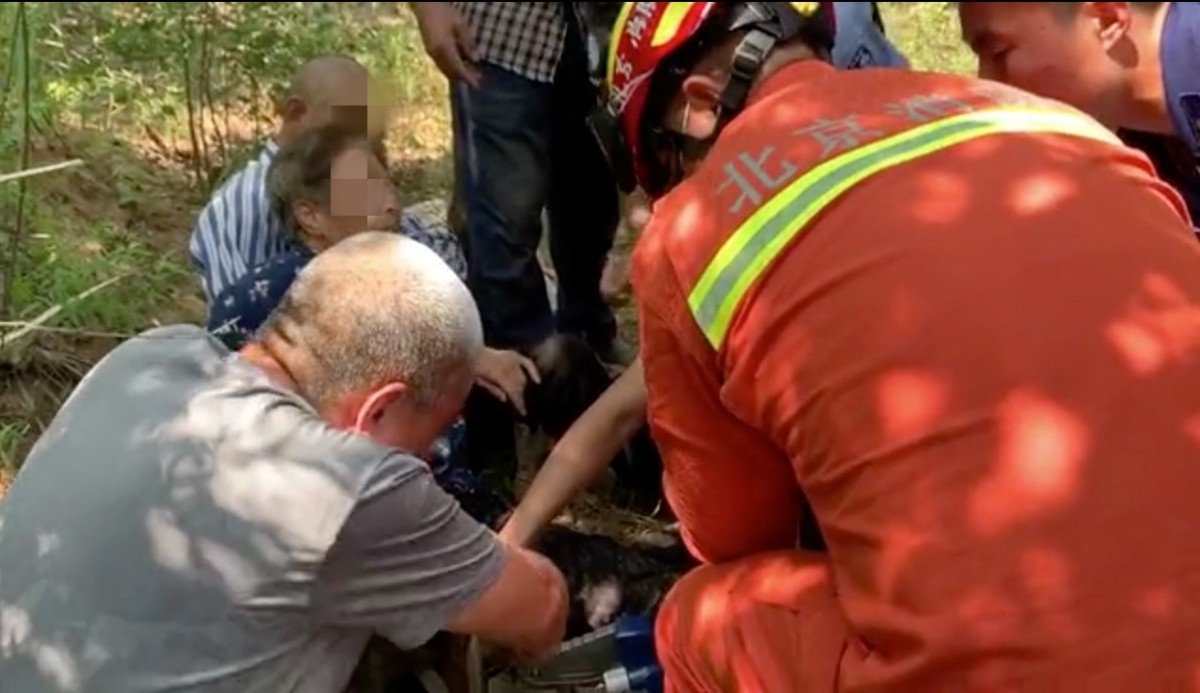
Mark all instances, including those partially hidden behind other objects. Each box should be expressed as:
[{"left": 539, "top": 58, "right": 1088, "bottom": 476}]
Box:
[{"left": 261, "top": 232, "right": 483, "bottom": 409}]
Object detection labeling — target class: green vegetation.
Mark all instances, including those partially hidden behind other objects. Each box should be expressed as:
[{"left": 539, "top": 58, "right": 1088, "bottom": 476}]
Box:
[
  {"left": 881, "top": 2, "right": 975, "bottom": 75},
  {"left": 0, "top": 2, "right": 972, "bottom": 475}
]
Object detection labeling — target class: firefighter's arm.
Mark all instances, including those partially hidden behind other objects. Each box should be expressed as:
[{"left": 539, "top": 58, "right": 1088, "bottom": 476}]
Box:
[
  {"left": 638, "top": 298, "right": 800, "bottom": 564},
  {"left": 499, "top": 359, "right": 647, "bottom": 548}
]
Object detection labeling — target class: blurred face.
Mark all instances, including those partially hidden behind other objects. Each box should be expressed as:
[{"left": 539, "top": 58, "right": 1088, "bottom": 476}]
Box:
[
  {"left": 294, "top": 145, "right": 398, "bottom": 252},
  {"left": 958, "top": 2, "right": 1130, "bottom": 126},
  {"left": 288, "top": 69, "right": 391, "bottom": 143}
]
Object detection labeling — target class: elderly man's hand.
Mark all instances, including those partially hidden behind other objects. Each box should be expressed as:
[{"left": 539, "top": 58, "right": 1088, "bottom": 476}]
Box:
[
  {"left": 506, "top": 549, "right": 568, "bottom": 665},
  {"left": 477, "top": 348, "right": 540, "bottom": 416},
  {"left": 410, "top": 2, "right": 481, "bottom": 87}
]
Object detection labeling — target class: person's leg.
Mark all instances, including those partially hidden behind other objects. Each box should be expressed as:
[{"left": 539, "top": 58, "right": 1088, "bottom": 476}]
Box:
[
  {"left": 447, "top": 90, "right": 469, "bottom": 243},
  {"left": 452, "top": 64, "right": 557, "bottom": 479},
  {"left": 452, "top": 63, "right": 556, "bottom": 350},
  {"left": 655, "top": 551, "right": 853, "bottom": 692},
  {"left": 545, "top": 18, "right": 622, "bottom": 360}
]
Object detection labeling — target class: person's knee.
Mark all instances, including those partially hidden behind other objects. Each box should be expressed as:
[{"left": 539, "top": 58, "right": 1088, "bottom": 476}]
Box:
[
  {"left": 655, "top": 552, "right": 843, "bottom": 691},
  {"left": 654, "top": 563, "right": 736, "bottom": 687}
]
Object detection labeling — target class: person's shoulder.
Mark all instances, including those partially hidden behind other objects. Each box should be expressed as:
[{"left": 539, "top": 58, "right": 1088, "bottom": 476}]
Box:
[
  {"left": 255, "top": 247, "right": 311, "bottom": 277},
  {"left": 207, "top": 249, "right": 310, "bottom": 334},
  {"left": 209, "top": 250, "right": 302, "bottom": 305},
  {"left": 114, "top": 324, "right": 225, "bottom": 365},
  {"left": 398, "top": 208, "right": 467, "bottom": 277},
  {"left": 197, "top": 143, "right": 276, "bottom": 213},
  {"left": 64, "top": 325, "right": 227, "bottom": 409},
  {"left": 401, "top": 218, "right": 458, "bottom": 251},
  {"left": 201, "top": 360, "right": 408, "bottom": 490},
  {"left": 628, "top": 207, "right": 675, "bottom": 296}
]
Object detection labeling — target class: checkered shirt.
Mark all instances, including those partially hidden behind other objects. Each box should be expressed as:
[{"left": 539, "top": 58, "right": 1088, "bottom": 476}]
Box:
[{"left": 454, "top": 2, "right": 569, "bottom": 83}]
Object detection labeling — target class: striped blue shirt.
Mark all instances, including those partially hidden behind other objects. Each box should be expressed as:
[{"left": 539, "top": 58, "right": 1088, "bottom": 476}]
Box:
[
  {"left": 188, "top": 141, "right": 288, "bottom": 302},
  {"left": 188, "top": 141, "right": 469, "bottom": 302}
]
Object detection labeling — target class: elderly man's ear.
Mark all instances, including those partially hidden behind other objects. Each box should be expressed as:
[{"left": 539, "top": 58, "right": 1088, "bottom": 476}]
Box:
[{"left": 348, "top": 383, "right": 409, "bottom": 434}]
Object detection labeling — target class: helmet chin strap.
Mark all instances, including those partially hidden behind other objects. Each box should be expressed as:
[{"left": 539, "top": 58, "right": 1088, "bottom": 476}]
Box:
[{"left": 718, "top": 28, "right": 778, "bottom": 130}]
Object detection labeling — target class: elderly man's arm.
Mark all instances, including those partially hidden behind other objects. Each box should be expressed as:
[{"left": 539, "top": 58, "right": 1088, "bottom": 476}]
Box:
[
  {"left": 313, "top": 453, "right": 567, "bottom": 662},
  {"left": 444, "top": 541, "right": 567, "bottom": 661}
]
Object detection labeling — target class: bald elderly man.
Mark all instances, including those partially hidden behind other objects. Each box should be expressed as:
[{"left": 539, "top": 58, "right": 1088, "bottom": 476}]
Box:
[{"left": 0, "top": 233, "right": 568, "bottom": 692}]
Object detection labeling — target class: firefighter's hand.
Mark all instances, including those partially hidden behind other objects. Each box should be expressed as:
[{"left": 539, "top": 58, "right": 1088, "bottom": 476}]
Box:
[{"left": 410, "top": 2, "right": 481, "bottom": 87}]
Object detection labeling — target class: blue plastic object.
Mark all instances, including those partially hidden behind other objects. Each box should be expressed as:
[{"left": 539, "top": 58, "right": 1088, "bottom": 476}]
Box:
[{"left": 611, "top": 614, "right": 663, "bottom": 693}]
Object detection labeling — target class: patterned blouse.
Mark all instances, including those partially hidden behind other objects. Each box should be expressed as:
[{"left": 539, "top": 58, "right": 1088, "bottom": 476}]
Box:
[{"left": 207, "top": 213, "right": 468, "bottom": 346}]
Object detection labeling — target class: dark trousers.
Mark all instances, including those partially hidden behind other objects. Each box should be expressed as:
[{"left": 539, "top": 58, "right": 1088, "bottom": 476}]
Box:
[{"left": 450, "top": 21, "right": 619, "bottom": 351}]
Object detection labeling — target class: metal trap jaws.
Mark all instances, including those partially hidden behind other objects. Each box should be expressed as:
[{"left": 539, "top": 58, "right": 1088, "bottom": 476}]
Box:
[{"left": 489, "top": 615, "right": 663, "bottom": 693}]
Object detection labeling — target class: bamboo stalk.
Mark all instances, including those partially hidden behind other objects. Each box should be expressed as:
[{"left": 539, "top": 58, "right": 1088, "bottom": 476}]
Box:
[{"left": 0, "top": 158, "right": 84, "bottom": 186}]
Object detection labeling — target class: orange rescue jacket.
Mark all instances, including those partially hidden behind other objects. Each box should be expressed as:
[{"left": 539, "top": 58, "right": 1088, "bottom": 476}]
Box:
[{"left": 632, "top": 59, "right": 1200, "bottom": 688}]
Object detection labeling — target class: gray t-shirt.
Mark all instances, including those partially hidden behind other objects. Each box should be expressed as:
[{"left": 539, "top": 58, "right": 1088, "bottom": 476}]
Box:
[{"left": 0, "top": 325, "right": 505, "bottom": 692}]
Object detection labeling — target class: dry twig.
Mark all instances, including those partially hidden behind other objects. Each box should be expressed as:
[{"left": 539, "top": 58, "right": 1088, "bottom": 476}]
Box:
[{"left": 0, "top": 273, "right": 129, "bottom": 357}]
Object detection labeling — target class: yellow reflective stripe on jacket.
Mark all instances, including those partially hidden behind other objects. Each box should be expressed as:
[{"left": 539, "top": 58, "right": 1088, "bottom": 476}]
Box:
[{"left": 687, "top": 107, "right": 1123, "bottom": 349}]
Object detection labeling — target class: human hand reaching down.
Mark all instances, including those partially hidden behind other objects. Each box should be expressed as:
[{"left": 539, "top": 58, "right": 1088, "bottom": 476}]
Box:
[{"left": 477, "top": 348, "right": 540, "bottom": 416}]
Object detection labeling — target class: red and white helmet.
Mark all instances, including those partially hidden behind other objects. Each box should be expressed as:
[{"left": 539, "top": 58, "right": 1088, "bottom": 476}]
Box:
[{"left": 591, "top": 2, "right": 836, "bottom": 196}]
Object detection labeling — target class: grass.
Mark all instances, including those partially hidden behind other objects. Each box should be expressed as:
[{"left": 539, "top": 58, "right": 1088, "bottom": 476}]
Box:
[
  {"left": 0, "top": 2, "right": 971, "bottom": 474},
  {"left": 881, "top": 2, "right": 976, "bottom": 75}
]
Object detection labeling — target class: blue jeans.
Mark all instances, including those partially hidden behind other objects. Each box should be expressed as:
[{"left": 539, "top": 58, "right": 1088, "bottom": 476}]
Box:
[{"left": 450, "top": 29, "right": 618, "bottom": 349}]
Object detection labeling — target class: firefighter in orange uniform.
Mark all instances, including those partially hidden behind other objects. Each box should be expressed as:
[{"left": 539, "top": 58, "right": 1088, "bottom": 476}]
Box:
[{"left": 591, "top": 2, "right": 1200, "bottom": 691}]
